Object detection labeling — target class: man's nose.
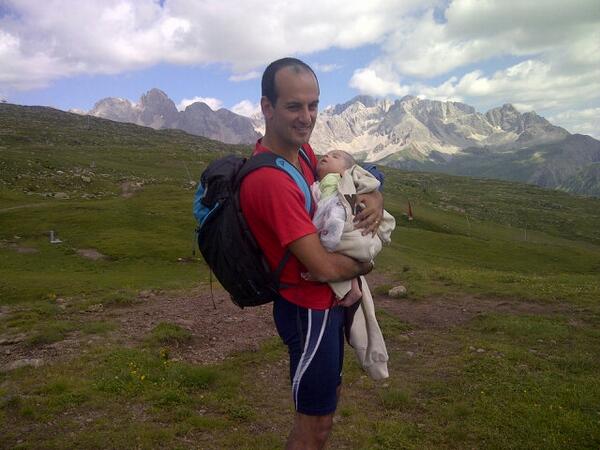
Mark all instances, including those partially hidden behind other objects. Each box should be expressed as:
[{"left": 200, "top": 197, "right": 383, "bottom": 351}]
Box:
[{"left": 298, "top": 106, "right": 311, "bottom": 123}]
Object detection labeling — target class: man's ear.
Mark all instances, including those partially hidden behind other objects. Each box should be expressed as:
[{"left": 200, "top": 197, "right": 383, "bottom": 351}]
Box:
[{"left": 261, "top": 96, "right": 273, "bottom": 121}]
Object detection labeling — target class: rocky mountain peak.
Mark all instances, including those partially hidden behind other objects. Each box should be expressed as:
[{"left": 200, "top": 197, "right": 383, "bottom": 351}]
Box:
[
  {"left": 184, "top": 101, "right": 213, "bottom": 113},
  {"left": 89, "top": 97, "right": 138, "bottom": 122},
  {"left": 138, "top": 89, "right": 178, "bottom": 128},
  {"left": 140, "top": 88, "right": 170, "bottom": 104},
  {"left": 87, "top": 88, "right": 259, "bottom": 144},
  {"left": 333, "top": 95, "right": 377, "bottom": 114},
  {"left": 485, "top": 103, "right": 522, "bottom": 131}
]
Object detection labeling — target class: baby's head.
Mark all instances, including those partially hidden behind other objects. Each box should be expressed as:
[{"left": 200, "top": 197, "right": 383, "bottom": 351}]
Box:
[{"left": 317, "top": 150, "right": 356, "bottom": 179}]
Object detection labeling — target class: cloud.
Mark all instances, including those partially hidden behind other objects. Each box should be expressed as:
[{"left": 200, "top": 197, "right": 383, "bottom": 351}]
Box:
[
  {"left": 549, "top": 108, "right": 600, "bottom": 139},
  {"left": 349, "top": 0, "right": 600, "bottom": 135},
  {"left": 349, "top": 67, "right": 409, "bottom": 97},
  {"left": 177, "top": 96, "right": 222, "bottom": 111},
  {"left": 231, "top": 99, "right": 260, "bottom": 117},
  {"left": 228, "top": 71, "right": 261, "bottom": 82},
  {"left": 0, "top": 0, "right": 431, "bottom": 90},
  {"left": 312, "top": 63, "right": 342, "bottom": 73}
]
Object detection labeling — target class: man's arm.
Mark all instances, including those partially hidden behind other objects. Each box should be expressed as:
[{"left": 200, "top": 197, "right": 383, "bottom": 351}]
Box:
[{"left": 288, "top": 233, "right": 373, "bottom": 282}]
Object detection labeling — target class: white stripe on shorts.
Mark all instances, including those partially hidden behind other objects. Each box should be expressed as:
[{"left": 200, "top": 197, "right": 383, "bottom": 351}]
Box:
[{"left": 292, "top": 308, "right": 329, "bottom": 409}]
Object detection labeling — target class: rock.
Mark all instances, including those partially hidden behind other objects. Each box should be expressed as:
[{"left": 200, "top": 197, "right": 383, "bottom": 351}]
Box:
[
  {"left": 406, "top": 351, "right": 415, "bottom": 357},
  {"left": 76, "top": 249, "right": 106, "bottom": 260},
  {"left": 0, "top": 334, "right": 27, "bottom": 345},
  {"left": 388, "top": 285, "right": 408, "bottom": 298},
  {"left": 87, "top": 303, "right": 104, "bottom": 312},
  {"left": 3, "top": 358, "right": 44, "bottom": 371},
  {"left": 476, "top": 348, "right": 485, "bottom": 353},
  {"left": 54, "top": 192, "right": 69, "bottom": 199},
  {"left": 139, "top": 290, "right": 152, "bottom": 298},
  {"left": 81, "top": 176, "right": 91, "bottom": 183}
]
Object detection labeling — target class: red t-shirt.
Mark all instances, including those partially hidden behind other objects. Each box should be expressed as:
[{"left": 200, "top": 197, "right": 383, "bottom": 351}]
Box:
[{"left": 239, "top": 140, "right": 335, "bottom": 310}]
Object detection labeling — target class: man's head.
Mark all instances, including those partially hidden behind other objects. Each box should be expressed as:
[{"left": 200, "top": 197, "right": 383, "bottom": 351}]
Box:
[
  {"left": 260, "top": 58, "right": 320, "bottom": 153},
  {"left": 317, "top": 150, "right": 356, "bottom": 179},
  {"left": 262, "top": 57, "right": 319, "bottom": 106}
]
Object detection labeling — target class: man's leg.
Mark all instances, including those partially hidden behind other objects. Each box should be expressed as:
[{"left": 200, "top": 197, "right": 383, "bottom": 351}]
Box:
[
  {"left": 287, "top": 413, "right": 333, "bottom": 450},
  {"left": 273, "top": 299, "right": 345, "bottom": 449}
]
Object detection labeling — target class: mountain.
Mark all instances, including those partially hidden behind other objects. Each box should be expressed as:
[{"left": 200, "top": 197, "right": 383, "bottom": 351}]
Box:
[
  {"left": 310, "top": 95, "right": 570, "bottom": 161},
  {"left": 89, "top": 89, "right": 259, "bottom": 145},
  {"left": 307, "top": 95, "right": 599, "bottom": 197},
  {"left": 86, "top": 90, "right": 599, "bottom": 196}
]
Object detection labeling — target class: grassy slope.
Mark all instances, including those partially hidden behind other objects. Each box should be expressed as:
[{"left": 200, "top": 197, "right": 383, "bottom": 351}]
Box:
[{"left": 1, "top": 105, "right": 600, "bottom": 449}]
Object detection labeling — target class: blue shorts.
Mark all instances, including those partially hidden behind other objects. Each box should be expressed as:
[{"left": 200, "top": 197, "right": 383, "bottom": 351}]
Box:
[{"left": 273, "top": 298, "right": 345, "bottom": 416}]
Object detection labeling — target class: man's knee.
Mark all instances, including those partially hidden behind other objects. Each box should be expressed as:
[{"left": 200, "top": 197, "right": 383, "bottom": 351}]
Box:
[{"left": 290, "top": 413, "right": 334, "bottom": 447}]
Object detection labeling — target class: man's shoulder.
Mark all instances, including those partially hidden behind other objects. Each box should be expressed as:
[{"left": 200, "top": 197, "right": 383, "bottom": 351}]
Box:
[{"left": 240, "top": 166, "right": 303, "bottom": 200}]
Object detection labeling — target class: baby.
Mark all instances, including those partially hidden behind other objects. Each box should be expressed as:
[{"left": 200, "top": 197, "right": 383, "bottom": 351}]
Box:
[{"left": 311, "top": 150, "right": 396, "bottom": 305}]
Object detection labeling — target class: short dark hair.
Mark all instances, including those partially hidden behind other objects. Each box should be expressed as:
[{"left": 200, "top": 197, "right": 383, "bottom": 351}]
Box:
[{"left": 261, "top": 57, "right": 319, "bottom": 106}]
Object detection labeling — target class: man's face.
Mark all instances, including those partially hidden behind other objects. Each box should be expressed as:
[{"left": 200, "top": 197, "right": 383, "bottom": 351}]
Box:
[
  {"left": 317, "top": 150, "right": 349, "bottom": 179},
  {"left": 262, "top": 67, "right": 319, "bottom": 151}
]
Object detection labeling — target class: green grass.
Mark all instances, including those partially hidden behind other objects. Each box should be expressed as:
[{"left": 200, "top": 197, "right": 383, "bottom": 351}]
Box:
[
  {"left": 1, "top": 103, "right": 600, "bottom": 448},
  {"left": 145, "top": 322, "right": 192, "bottom": 346},
  {"left": 2, "top": 312, "right": 600, "bottom": 448}
]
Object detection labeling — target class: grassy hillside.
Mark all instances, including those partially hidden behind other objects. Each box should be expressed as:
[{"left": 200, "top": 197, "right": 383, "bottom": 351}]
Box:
[
  {"left": 1, "top": 104, "right": 600, "bottom": 449},
  {"left": 0, "top": 104, "right": 250, "bottom": 305}
]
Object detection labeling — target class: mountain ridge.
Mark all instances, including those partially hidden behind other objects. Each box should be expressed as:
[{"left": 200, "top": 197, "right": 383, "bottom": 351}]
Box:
[
  {"left": 78, "top": 90, "right": 600, "bottom": 197},
  {"left": 88, "top": 88, "right": 260, "bottom": 145}
]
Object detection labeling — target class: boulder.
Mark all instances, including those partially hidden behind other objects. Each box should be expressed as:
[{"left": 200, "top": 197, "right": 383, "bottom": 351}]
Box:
[{"left": 388, "top": 285, "right": 408, "bottom": 298}]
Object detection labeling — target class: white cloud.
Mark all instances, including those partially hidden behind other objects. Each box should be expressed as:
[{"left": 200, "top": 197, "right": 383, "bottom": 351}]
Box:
[
  {"left": 231, "top": 100, "right": 260, "bottom": 117},
  {"left": 1, "top": 0, "right": 598, "bottom": 136},
  {"left": 349, "top": 0, "right": 600, "bottom": 136},
  {"left": 177, "top": 96, "right": 223, "bottom": 111},
  {"left": 0, "top": 0, "right": 431, "bottom": 90},
  {"left": 228, "top": 71, "right": 261, "bottom": 82},
  {"left": 313, "top": 63, "right": 342, "bottom": 73},
  {"left": 349, "top": 68, "right": 409, "bottom": 97},
  {"left": 549, "top": 108, "right": 600, "bottom": 139}
]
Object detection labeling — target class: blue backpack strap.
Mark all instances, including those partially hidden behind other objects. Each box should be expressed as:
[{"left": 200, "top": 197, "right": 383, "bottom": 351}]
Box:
[
  {"left": 299, "top": 145, "right": 318, "bottom": 180},
  {"left": 236, "top": 152, "right": 312, "bottom": 213},
  {"left": 235, "top": 151, "right": 314, "bottom": 289}
]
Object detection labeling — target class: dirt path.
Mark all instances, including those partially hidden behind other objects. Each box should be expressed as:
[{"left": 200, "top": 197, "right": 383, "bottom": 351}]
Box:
[
  {"left": 0, "top": 202, "right": 55, "bottom": 213},
  {"left": 0, "top": 275, "right": 579, "bottom": 371},
  {"left": 0, "top": 286, "right": 277, "bottom": 369}
]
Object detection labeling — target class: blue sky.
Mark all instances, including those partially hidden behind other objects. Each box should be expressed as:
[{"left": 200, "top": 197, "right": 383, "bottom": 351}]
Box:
[
  {"left": 8, "top": 45, "right": 382, "bottom": 114},
  {"left": 1, "top": 0, "right": 599, "bottom": 137}
]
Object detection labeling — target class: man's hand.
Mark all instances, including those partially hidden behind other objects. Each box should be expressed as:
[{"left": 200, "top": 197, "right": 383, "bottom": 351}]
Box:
[{"left": 354, "top": 190, "right": 384, "bottom": 236}]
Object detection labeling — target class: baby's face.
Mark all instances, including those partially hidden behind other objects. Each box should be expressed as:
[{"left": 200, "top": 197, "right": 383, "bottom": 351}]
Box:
[{"left": 317, "top": 150, "right": 349, "bottom": 179}]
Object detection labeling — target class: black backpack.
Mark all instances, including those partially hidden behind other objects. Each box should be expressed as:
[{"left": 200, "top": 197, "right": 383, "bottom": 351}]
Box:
[{"left": 193, "top": 150, "right": 314, "bottom": 308}]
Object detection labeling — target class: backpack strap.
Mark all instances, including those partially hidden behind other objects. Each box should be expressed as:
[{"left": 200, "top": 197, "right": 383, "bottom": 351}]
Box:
[
  {"left": 299, "top": 145, "right": 318, "bottom": 181},
  {"left": 235, "top": 151, "right": 313, "bottom": 213}
]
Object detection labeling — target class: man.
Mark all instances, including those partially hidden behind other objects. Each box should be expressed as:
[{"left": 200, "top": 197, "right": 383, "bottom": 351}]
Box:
[{"left": 240, "top": 57, "right": 384, "bottom": 449}]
